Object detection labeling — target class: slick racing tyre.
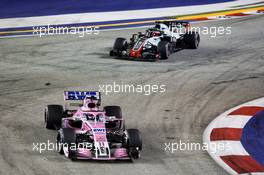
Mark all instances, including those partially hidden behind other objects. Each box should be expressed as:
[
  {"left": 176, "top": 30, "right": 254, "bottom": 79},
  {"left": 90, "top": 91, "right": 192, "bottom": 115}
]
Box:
[
  {"left": 104, "top": 106, "right": 122, "bottom": 119},
  {"left": 127, "top": 129, "right": 142, "bottom": 159},
  {"left": 158, "top": 41, "right": 173, "bottom": 60},
  {"left": 184, "top": 32, "right": 200, "bottom": 49},
  {"left": 44, "top": 105, "right": 63, "bottom": 130},
  {"left": 57, "top": 128, "right": 77, "bottom": 160},
  {"left": 113, "top": 38, "right": 128, "bottom": 51},
  {"left": 127, "top": 129, "right": 142, "bottom": 150}
]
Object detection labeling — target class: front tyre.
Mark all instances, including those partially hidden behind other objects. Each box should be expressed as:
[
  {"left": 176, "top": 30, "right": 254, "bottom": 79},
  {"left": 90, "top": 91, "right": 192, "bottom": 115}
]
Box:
[
  {"left": 57, "top": 128, "right": 77, "bottom": 160},
  {"left": 127, "top": 129, "right": 142, "bottom": 159},
  {"left": 158, "top": 41, "right": 173, "bottom": 60}
]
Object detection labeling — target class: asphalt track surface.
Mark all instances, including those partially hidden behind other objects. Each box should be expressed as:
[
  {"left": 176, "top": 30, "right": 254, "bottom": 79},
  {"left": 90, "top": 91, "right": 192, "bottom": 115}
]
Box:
[{"left": 0, "top": 15, "right": 264, "bottom": 175}]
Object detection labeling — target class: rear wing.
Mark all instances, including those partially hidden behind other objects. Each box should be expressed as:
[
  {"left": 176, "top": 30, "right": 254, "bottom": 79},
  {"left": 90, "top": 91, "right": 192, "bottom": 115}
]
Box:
[
  {"left": 155, "top": 20, "right": 190, "bottom": 33},
  {"left": 155, "top": 20, "right": 190, "bottom": 27},
  {"left": 64, "top": 91, "right": 101, "bottom": 110}
]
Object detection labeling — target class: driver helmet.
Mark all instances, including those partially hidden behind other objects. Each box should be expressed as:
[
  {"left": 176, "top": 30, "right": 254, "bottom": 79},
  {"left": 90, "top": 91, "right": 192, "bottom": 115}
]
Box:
[
  {"left": 151, "top": 31, "right": 161, "bottom": 37},
  {"left": 81, "top": 95, "right": 99, "bottom": 111},
  {"left": 159, "top": 24, "right": 169, "bottom": 32}
]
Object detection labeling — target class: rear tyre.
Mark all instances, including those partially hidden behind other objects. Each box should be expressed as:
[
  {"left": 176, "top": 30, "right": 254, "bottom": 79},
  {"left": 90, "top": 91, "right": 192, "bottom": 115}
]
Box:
[
  {"left": 113, "top": 38, "right": 128, "bottom": 51},
  {"left": 57, "top": 128, "right": 77, "bottom": 160},
  {"left": 44, "top": 105, "right": 63, "bottom": 130},
  {"left": 104, "top": 106, "right": 122, "bottom": 119},
  {"left": 158, "top": 41, "right": 173, "bottom": 60},
  {"left": 184, "top": 32, "right": 200, "bottom": 49}
]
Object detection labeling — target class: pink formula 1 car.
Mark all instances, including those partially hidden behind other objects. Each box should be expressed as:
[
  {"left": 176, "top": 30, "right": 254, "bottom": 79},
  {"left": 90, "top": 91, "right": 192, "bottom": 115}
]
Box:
[{"left": 44, "top": 91, "right": 142, "bottom": 160}]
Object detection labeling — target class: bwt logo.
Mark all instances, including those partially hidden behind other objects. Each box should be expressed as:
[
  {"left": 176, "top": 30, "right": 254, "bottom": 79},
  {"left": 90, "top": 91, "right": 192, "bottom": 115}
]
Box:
[
  {"left": 93, "top": 128, "right": 106, "bottom": 133},
  {"left": 65, "top": 91, "right": 97, "bottom": 100}
]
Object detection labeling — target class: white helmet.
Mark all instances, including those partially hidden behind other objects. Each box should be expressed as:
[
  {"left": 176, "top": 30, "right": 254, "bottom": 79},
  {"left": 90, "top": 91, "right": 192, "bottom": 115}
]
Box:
[{"left": 159, "top": 24, "right": 169, "bottom": 31}]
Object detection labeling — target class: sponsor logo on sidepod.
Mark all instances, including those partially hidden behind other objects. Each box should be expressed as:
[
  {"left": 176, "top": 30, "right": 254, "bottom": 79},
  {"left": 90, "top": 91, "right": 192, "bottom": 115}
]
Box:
[{"left": 93, "top": 128, "right": 106, "bottom": 133}]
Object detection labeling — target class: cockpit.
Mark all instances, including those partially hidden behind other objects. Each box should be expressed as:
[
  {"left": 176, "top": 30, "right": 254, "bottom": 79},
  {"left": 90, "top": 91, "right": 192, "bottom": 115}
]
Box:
[
  {"left": 82, "top": 112, "right": 106, "bottom": 123},
  {"left": 81, "top": 95, "right": 100, "bottom": 111},
  {"left": 154, "top": 23, "right": 169, "bottom": 32}
]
